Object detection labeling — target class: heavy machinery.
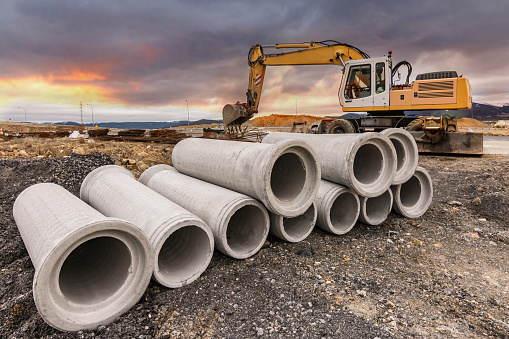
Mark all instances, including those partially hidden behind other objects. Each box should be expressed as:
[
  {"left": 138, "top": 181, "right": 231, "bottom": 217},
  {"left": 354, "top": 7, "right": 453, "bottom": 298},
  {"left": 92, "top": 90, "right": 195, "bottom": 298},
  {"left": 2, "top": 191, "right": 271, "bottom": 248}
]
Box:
[{"left": 222, "top": 41, "right": 482, "bottom": 154}]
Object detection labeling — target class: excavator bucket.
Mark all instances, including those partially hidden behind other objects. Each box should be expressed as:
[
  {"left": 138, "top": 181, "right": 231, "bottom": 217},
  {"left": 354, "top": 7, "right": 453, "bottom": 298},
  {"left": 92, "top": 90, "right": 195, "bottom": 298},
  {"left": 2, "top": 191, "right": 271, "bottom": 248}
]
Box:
[
  {"left": 408, "top": 131, "right": 483, "bottom": 155},
  {"left": 222, "top": 104, "right": 252, "bottom": 127}
]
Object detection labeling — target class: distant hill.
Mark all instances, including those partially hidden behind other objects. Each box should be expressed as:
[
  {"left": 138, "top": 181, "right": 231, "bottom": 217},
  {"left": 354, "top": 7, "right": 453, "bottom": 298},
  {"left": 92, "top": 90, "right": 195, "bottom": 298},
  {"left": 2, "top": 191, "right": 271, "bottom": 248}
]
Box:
[{"left": 48, "top": 119, "right": 222, "bottom": 129}]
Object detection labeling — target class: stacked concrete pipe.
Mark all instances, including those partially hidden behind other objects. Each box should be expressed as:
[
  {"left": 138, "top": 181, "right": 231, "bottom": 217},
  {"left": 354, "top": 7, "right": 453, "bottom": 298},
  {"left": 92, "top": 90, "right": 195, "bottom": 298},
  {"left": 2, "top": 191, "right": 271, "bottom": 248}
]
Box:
[
  {"left": 359, "top": 189, "right": 394, "bottom": 226},
  {"left": 13, "top": 183, "right": 153, "bottom": 331},
  {"left": 315, "top": 180, "right": 360, "bottom": 235},
  {"left": 261, "top": 132, "right": 396, "bottom": 197},
  {"left": 80, "top": 165, "right": 214, "bottom": 288},
  {"left": 269, "top": 202, "right": 317, "bottom": 242},
  {"left": 139, "top": 164, "right": 269, "bottom": 259},
  {"left": 380, "top": 128, "right": 419, "bottom": 185},
  {"left": 171, "top": 138, "right": 321, "bottom": 217},
  {"left": 392, "top": 166, "right": 433, "bottom": 218}
]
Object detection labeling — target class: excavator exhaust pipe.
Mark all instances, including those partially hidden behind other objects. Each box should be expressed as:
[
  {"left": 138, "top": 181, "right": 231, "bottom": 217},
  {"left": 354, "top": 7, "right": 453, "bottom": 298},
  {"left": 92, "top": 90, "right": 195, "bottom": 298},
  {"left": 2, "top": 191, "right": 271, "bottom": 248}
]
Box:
[
  {"left": 13, "top": 183, "right": 153, "bottom": 331},
  {"left": 139, "top": 165, "right": 270, "bottom": 259},
  {"left": 171, "top": 138, "right": 321, "bottom": 217},
  {"left": 315, "top": 180, "right": 360, "bottom": 235},
  {"left": 392, "top": 166, "right": 433, "bottom": 218},
  {"left": 81, "top": 165, "right": 214, "bottom": 288},
  {"left": 261, "top": 132, "right": 396, "bottom": 197}
]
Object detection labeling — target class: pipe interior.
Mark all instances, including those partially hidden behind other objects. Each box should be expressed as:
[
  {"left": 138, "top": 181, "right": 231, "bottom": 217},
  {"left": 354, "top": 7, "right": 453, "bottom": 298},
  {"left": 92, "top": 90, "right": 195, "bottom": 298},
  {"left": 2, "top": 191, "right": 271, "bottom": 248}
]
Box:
[
  {"left": 400, "top": 175, "right": 421, "bottom": 207},
  {"left": 158, "top": 226, "right": 211, "bottom": 282},
  {"left": 283, "top": 204, "right": 314, "bottom": 238},
  {"left": 59, "top": 237, "right": 131, "bottom": 305},
  {"left": 366, "top": 190, "right": 391, "bottom": 221},
  {"left": 270, "top": 153, "right": 306, "bottom": 201},
  {"left": 391, "top": 138, "right": 406, "bottom": 172},
  {"left": 330, "top": 192, "right": 359, "bottom": 232},
  {"left": 353, "top": 144, "right": 383, "bottom": 185},
  {"left": 227, "top": 205, "right": 267, "bottom": 254}
]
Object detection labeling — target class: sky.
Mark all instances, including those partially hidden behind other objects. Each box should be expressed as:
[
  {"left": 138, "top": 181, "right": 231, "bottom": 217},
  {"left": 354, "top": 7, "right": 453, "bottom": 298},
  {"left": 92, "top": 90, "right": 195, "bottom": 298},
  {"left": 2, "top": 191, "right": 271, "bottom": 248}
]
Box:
[{"left": 1, "top": 0, "right": 508, "bottom": 123}]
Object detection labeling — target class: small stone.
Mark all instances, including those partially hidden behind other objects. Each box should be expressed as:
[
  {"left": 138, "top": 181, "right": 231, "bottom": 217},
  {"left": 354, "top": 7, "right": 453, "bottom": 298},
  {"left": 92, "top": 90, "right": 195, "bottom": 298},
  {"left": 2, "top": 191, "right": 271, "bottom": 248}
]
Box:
[
  {"left": 472, "top": 197, "right": 481, "bottom": 206},
  {"left": 128, "top": 159, "right": 137, "bottom": 165},
  {"left": 410, "top": 237, "right": 424, "bottom": 246},
  {"left": 356, "top": 290, "right": 367, "bottom": 297},
  {"left": 386, "top": 300, "right": 395, "bottom": 308},
  {"left": 447, "top": 201, "right": 462, "bottom": 206},
  {"left": 18, "top": 150, "right": 28, "bottom": 156},
  {"left": 386, "top": 238, "right": 394, "bottom": 244},
  {"left": 256, "top": 327, "right": 264, "bottom": 336},
  {"left": 137, "top": 161, "right": 149, "bottom": 172},
  {"left": 73, "top": 146, "right": 87, "bottom": 155},
  {"left": 121, "top": 158, "right": 129, "bottom": 165},
  {"left": 463, "top": 232, "right": 480, "bottom": 238},
  {"left": 407, "top": 220, "right": 416, "bottom": 227},
  {"left": 478, "top": 218, "right": 487, "bottom": 222}
]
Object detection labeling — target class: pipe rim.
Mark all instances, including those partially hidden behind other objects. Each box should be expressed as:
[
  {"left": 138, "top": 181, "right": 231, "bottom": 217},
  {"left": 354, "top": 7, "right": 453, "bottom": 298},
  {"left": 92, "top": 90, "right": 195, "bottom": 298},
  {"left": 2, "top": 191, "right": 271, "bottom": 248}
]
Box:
[
  {"left": 217, "top": 198, "right": 269, "bottom": 259},
  {"left": 348, "top": 134, "right": 396, "bottom": 197},
  {"left": 325, "top": 188, "right": 360, "bottom": 235},
  {"left": 259, "top": 139, "right": 321, "bottom": 217},
  {"left": 151, "top": 218, "right": 213, "bottom": 288},
  {"left": 138, "top": 164, "right": 175, "bottom": 185},
  {"left": 33, "top": 219, "right": 153, "bottom": 332},
  {"left": 392, "top": 166, "right": 433, "bottom": 218},
  {"left": 381, "top": 128, "right": 419, "bottom": 185},
  {"left": 273, "top": 202, "right": 317, "bottom": 242},
  {"left": 360, "top": 189, "right": 393, "bottom": 225}
]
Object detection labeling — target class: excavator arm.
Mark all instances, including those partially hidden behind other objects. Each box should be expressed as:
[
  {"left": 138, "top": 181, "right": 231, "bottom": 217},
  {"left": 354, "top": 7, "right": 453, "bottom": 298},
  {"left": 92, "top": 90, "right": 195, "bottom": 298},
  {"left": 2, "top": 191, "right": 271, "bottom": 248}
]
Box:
[{"left": 223, "top": 41, "right": 369, "bottom": 133}]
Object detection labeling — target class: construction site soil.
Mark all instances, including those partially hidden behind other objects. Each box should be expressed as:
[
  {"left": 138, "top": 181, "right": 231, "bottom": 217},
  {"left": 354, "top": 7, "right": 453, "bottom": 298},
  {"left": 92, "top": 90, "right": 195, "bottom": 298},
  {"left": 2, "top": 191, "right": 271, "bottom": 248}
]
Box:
[{"left": 0, "top": 139, "right": 508, "bottom": 338}]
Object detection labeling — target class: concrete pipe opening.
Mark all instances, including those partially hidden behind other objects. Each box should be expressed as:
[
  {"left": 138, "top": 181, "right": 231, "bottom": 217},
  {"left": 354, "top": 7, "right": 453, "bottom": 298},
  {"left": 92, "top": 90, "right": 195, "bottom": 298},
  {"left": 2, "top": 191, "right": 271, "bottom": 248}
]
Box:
[
  {"left": 381, "top": 128, "right": 418, "bottom": 185},
  {"left": 226, "top": 204, "right": 268, "bottom": 257},
  {"left": 157, "top": 225, "right": 212, "bottom": 286},
  {"left": 283, "top": 203, "right": 316, "bottom": 241},
  {"left": 360, "top": 189, "right": 393, "bottom": 226},
  {"left": 400, "top": 176, "right": 421, "bottom": 208},
  {"left": 392, "top": 166, "right": 433, "bottom": 218},
  {"left": 329, "top": 191, "right": 359, "bottom": 234},
  {"left": 59, "top": 237, "right": 131, "bottom": 305},
  {"left": 270, "top": 152, "right": 306, "bottom": 201},
  {"left": 353, "top": 143, "right": 384, "bottom": 185}
]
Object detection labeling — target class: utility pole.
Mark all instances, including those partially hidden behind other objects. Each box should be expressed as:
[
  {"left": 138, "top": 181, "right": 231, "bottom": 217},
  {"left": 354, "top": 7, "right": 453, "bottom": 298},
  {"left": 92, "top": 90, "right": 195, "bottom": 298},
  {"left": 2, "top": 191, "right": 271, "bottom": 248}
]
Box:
[
  {"left": 87, "top": 104, "right": 94, "bottom": 124},
  {"left": 80, "top": 101, "right": 83, "bottom": 124},
  {"left": 18, "top": 107, "right": 26, "bottom": 122},
  {"left": 185, "top": 100, "right": 190, "bottom": 127}
]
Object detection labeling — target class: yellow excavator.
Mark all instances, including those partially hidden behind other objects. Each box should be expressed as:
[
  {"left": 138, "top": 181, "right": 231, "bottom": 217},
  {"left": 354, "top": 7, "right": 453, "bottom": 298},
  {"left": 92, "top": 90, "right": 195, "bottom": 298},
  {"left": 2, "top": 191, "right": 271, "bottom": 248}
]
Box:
[{"left": 222, "top": 41, "right": 482, "bottom": 154}]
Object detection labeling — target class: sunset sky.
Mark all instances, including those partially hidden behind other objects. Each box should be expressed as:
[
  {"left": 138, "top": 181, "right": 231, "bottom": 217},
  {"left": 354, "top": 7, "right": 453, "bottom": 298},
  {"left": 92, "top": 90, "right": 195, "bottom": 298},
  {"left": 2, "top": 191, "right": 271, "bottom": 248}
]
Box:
[{"left": 1, "top": 1, "right": 508, "bottom": 123}]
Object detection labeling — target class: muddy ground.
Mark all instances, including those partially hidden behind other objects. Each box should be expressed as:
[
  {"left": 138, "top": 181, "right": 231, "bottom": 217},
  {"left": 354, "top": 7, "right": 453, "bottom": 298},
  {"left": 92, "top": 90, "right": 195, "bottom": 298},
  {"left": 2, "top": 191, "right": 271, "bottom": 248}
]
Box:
[{"left": 0, "top": 138, "right": 508, "bottom": 338}]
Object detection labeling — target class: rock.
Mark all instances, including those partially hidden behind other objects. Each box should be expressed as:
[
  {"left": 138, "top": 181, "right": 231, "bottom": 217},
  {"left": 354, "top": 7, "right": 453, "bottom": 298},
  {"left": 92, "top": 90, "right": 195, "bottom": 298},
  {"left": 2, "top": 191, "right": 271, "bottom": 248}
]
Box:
[
  {"left": 18, "top": 150, "right": 28, "bottom": 156},
  {"left": 386, "top": 301, "right": 396, "bottom": 308},
  {"left": 73, "top": 147, "right": 87, "bottom": 155},
  {"left": 472, "top": 197, "right": 481, "bottom": 205},
  {"left": 478, "top": 218, "right": 487, "bottom": 222},
  {"left": 136, "top": 161, "right": 149, "bottom": 172},
  {"left": 128, "top": 159, "right": 137, "bottom": 165},
  {"left": 447, "top": 201, "right": 462, "bottom": 206},
  {"left": 121, "top": 158, "right": 129, "bottom": 165},
  {"left": 410, "top": 237, "right": 424, "bottom": 246},
  {"left": 256, "top": 327, "right": 264, "bottom": 336},
  {"left": 356, "top": 290, "right": 367, "bottom": 297}
]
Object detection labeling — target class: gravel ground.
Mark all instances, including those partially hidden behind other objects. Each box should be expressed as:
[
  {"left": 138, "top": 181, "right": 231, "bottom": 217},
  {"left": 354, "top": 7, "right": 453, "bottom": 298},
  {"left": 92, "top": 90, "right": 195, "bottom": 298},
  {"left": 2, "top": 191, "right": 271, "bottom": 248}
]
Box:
[{"left": 0, "top": 151, "right": 508, "bottom": 338}]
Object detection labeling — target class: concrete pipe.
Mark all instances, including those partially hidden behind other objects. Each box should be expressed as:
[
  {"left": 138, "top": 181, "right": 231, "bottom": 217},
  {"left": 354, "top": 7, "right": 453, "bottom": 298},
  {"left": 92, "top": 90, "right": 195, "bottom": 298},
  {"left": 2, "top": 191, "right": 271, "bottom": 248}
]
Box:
[
  {"left": 13, "top": 183, "right": 153, "bottom": 332},
  {"left": 269, "top": 202, "right": 316, "bottom": 242},
  {"left": 359, "top": 189, "right": 393, "bottom": 226},
  {"left": 261, "top": 132, "right": 396, "bottom": 197},
  {"left": 139, "top": 164, "right": 269, "bottom": 259},
  {"left": 80, "top": 165, "right": 214, "bottom": 288},
  {"left": 380, "top": 128, "right": 419, "bottom": 185},
  {"left": 171, "top": 138, "right": 320, "bottom": 217},
  {"left": 391, "top": 166, "right": 433, "bottom": 218},
  {"left": 315, "top": 180, "right": 360, "bottom": 235}
]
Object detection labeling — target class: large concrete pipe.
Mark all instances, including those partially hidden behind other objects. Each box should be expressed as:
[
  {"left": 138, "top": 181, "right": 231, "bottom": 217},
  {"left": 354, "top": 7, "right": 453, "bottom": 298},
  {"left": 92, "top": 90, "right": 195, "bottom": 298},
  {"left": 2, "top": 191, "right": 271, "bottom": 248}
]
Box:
[
  {"left": 392, "top": 166, "right": 433, "bottom": 218},
  {"left": 359, "top": 189, "right": 393, "bottom": 226},
  {"left": 139, "top": 164, "right": 269, "bottom": 259},
  {"left": 80, "top": 165, "right": 214, "bottom": 288},
  {"left": 261, "top": 132, "right": 396, "bottom": 197},
  {"left": 380, "top": 128, "right": 419, "bottom": 185},
  {"left": 171, "top": 138, "right": 320, "bottom": 217},
  {"left": 269, "top": 202, "right": 317, "bottom": 242},
  {"left": 13, "top": 183, "right": 153, "bottom": 332},
  {"left": 315, "top": 180, "right": 360, "bottom": 235}
]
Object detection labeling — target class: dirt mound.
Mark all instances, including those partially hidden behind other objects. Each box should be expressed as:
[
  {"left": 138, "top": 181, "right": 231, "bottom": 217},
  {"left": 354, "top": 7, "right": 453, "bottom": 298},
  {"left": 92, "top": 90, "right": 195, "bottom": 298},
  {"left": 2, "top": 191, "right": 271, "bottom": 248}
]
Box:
[
  {"left": 457, "top": 118, "right": 489, "bottom": 128},
  {"left": 247, "top": 114, "right": 324, "bottom": 127}
]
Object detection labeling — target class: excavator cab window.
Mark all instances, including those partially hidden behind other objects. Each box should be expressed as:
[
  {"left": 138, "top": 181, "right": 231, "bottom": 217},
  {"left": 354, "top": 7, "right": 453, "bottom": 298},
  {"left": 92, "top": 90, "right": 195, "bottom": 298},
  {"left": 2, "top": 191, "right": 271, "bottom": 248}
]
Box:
[
  {"left": 344, "top": 64, "right": 371, "bottom": 99},
  {"left": 375, "top": 62, "right": 385, "bottom": 93}
]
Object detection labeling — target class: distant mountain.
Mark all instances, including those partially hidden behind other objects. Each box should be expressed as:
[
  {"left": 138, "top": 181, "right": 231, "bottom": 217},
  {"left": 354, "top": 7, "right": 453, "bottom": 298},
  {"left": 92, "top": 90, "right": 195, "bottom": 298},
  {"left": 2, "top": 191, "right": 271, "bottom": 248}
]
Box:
[{"left": 48, "top": 119, "right": 222, "bottom": 129}]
